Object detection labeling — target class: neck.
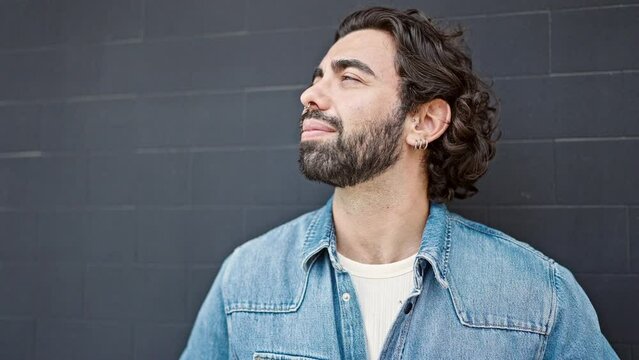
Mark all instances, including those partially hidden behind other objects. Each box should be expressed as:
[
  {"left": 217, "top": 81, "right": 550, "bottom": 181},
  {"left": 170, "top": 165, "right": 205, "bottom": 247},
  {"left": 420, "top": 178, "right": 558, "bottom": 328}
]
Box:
[{"left": 332, "top": 154, "right": 429, "bottom": 264}]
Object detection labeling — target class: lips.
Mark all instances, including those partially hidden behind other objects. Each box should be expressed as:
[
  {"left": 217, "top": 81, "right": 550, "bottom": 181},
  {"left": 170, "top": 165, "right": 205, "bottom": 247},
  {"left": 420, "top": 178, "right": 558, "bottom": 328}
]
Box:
[{"left": 302, "top": 119, "right": 337, "bottom": 133}]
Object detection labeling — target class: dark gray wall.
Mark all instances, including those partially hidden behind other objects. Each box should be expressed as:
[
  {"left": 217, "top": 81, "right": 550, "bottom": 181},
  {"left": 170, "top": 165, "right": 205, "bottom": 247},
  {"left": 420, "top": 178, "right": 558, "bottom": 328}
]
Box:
[{"left": 0, "top": 0, "right": 637, "bottom": 359}]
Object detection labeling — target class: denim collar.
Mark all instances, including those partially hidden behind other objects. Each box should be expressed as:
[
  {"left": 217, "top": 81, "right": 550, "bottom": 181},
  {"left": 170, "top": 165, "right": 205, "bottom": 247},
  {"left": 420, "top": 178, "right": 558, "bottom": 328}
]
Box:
[{"left": 301, "top": 195, "right": 451, "bottom": 289}]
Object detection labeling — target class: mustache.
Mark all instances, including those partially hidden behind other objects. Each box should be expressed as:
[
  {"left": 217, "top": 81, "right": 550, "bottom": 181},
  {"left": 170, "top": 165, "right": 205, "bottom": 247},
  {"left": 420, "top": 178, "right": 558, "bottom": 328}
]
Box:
[{"left": 299, "top": 109, "right": 343, "bottom": 132}]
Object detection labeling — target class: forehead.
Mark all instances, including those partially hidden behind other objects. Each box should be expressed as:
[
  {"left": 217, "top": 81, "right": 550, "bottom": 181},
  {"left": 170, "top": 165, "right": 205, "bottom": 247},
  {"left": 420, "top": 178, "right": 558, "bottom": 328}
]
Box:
[{"left": 321, "top": 29, "right": 398, "bottom": 80}]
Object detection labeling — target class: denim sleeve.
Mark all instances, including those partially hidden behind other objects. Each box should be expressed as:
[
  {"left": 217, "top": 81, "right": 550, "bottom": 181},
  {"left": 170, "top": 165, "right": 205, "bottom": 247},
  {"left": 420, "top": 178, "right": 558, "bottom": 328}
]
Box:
[
  {"left": 543, "top": 263, "right": 619, "bottom": 360},
  {"left": 180, "top": 253, "right": 233, "bottom": 360}
]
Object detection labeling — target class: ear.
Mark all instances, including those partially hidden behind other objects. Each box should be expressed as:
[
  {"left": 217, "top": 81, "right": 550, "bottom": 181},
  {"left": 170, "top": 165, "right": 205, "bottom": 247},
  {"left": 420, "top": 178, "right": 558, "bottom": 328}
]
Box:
[{"left": 405, "top": 98, "right": 451, "bottom": 149}]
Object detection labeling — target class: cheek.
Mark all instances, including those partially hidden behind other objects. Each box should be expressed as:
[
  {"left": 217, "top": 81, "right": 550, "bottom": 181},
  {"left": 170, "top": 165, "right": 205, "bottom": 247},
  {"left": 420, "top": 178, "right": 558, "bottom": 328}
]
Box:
[
  {"left": 338, "top": 91, "right": 400, "bottom": 132},
  {"left": 359, "top": 96, "right": 397, "bottom": 123}
]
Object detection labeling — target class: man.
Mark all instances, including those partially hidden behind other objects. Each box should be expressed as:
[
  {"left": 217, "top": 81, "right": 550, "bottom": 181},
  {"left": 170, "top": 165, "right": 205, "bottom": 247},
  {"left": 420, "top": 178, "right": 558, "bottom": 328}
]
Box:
[{"left": 181, "top": 7, "right": 618, "bottom": 360}]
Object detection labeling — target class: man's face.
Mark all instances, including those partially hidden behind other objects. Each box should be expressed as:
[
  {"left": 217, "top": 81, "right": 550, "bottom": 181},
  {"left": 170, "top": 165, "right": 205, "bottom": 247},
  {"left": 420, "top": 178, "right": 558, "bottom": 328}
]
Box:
[{"left": 298, "top": 29, "right": 408, "bottom": 188}]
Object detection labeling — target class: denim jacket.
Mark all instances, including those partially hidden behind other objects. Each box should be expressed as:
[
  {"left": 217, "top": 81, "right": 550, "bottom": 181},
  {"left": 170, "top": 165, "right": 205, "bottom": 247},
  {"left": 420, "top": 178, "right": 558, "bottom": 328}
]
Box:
[{"left": 181, "top": 196, "right": 619, "bottom": 360}]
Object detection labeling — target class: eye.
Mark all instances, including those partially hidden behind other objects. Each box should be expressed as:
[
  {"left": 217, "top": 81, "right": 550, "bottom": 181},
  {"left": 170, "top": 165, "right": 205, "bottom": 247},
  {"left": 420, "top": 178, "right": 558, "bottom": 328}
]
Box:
[{"left": 341, "top": 75, "right": 360, "bottom": 82}]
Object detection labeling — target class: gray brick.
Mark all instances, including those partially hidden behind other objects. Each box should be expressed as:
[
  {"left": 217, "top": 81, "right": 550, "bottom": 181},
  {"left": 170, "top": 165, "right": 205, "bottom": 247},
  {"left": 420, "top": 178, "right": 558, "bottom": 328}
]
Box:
[
  {"left": 0, "top": 158, "right": 31, "bottom": 208},
  {"left": 1, "top": 29, "right": 332, "bottom": 100},
  {"left": 40, "top": 104, "right": 86, "bottom": 151},
  {"left": 130, "top": 37, "right": 253, "bottom": 93},
  {"left": 245, "top": 89, "right": 304, "bottom": 146},
  {"left": 77, "top": 321, "right": 133, "bottom": 360},
  {"left": 185, "top": 209, "right": 245, "bottom": 264},
  {"left": 0, "top": 263, "right": 82, "bottom": 317},
  {"left": 0, "top": 44, "right": 126, "bottom": 100},
  {"left": 191, "top": 150, "right": 248, "bottom": 205},
  {"left": 0, "top": 263, "right": 37, "bottom": 316},
  {"left": 0, "top": 0, "right": 141, "bottom": 50},
  {"left": 90, "top": 31, "right": 321, "bottom": 94},
  {"left": 245, "top": 148, "right": 324, "bottom": 205},
  {"left": 357, "top": 0, "right": 391, "bottom": 5},
  {"left": 245, "top": 28, "right": 335, "bottom": 87},
  {"left": 85, "top": 265, "right": 131, "bottom": 320},
  {"left": 137, "top": 209, "right": 244, "bottom": 264},
  {"left": 247, "top": 0, "right": 358, "bottom": 31},
  {"left": 145, "top": 0, "right": 245, "bottom": 38},
  {"left": 85, "top": 265, "right": 186, "bottom": 321},
  {"left": 395, "top": 0, "right": 549, "bottom": 17},
  {"left": 187, "top": 265, "right": 218, "bottom": 321},
  {"left": 89, "top": 38, "right": 253, "bottom": 95},
  {"left": 464, "top": 141, "right": 556, "bottom": 205},
  {"left": 59, "top": 44, "right": 138, "bottom": 97},
  {"left": 73, "top": 99, "right": 138, "bottom": 151},
  {"left": 245, "top": 206, "right": 315, "bottom": 240},
  {"left": 487, "top": 207, "right": 628, "bottom": 273},
  {"left": 0, "top": 319, "right": 34, "bottom": 360},
  {"left": 0, "top": 105, "right": 41, "bottom": 152},
  {"left": 35, "top": 320, "right": 133, "bottom": 360},
  {"left": 630, "top": 207, "right": 639, "bottom": 272},
  {"left": 552, "top": 7, "right": 639, "bottom": 72},
  {"left": 576, "top": 274, "right": 639, "bottom": 343},
  {"left": 35, "top": 320, "right": 80, "bottom": 360},
  {"left": 36, "top": 211, "right": 88, "bottom": 262},
  {"left": 245, "top": 150, "right": 332, "bottom": 208},
  {"left": 298, "top": 181, "right": 334, "bottom": 206},
  {"left": 555, "top": 140, "right": 639, "bottom": 204},
  {"left": 493, "top": 77, "right": 554, "bottom": 139},
  {"left": 134, "top": 323, "right": 190, "bottom": 360},
  {"left": 136, "top": 93, "right": 244, "bottom": 148},
  {"left": 84, "top": 101, "right": 136, "bottom": 151},
  {"left": 49, "top": 30, "right": 322, "bottom": 98},
  {"left": 551, "top": 0, "right": 639, "bottom": 9},
  {"left": 37, "top": 263, "right": 84, "bottom": 317},
  {"left": 551, "top": 75, "right": 639, "bottom": 135},
  {"left": 135, "top": 153, "right": 190, "bottom": 206},
  {"left": 137, "top": 209, "right": 188, "bottom": 263},
  {"left": 455, "top": 14, "right": 549, "bottom": 77},
  {"left": 0, "top": 49, "right": 65, "bottom": 100},
  {"left": 26, "top": 157, "right": 88, "bottom": 207},
  {"left": 0, "top": 211, "right": 36, "bottom": 261},
  {"left": 0, "top": 1, "right": 63, "bottom": 49},
  {"left": 88, "top": 155, "right": 136, "bottom": 205},
  {"left": 58, "top": 0, "right": 142, "bottom": 45},
  {"left": 495, "top": 73, "right": 639, "bottom": 139},
  {"left": 86, "top": 210, "right": 136, "bottom": 263}
]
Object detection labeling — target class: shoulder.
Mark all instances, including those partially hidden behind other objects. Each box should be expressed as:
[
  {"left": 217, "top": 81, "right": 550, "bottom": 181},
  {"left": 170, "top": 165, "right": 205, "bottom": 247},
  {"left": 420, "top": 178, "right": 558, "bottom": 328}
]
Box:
[
  {"left": 445, "top": 211, "right": 614, "bottom": 355},
  {"left": 218, "top": 208, "right": 320, "bottom": 313},
  {"left": 449, "top": 212, "right": 555, "bottom": 275},
  {"left": 445, "top": 211, "right": 558, "bottom": 335},
  {"left": 542, "top": 262, "right": 617, "bottom": 358}
]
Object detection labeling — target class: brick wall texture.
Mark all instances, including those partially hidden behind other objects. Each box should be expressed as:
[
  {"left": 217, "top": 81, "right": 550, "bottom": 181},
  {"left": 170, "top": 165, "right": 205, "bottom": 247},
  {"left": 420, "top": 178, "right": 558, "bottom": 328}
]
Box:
[{"left": 0, "top": 0, "right": 637, "bottom": 359}]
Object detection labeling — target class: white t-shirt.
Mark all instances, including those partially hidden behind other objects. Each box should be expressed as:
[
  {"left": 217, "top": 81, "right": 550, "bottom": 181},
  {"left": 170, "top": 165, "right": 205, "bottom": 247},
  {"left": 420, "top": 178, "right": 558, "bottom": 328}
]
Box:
[{"left": 336, "top": 250, "right": 417, "bottom": 360}]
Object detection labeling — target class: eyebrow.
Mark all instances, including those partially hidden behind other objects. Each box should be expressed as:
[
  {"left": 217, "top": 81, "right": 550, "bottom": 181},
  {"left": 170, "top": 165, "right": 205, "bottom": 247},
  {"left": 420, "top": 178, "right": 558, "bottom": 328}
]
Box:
[{"left": 311, "top": 58, "right": 377, "bottom": 82}]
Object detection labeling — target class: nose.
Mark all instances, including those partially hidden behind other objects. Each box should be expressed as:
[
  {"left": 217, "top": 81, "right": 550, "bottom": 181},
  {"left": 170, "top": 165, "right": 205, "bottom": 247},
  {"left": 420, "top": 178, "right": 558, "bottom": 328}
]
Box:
[{"left": 300, "top": 79, "right": 330, "bottom": 112}]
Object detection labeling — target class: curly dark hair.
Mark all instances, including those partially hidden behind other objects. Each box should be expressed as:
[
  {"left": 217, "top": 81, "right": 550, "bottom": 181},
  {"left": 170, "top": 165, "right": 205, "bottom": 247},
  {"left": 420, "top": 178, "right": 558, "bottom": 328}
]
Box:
[{"left": 336, "top": 7, "right": 500, "bottom": 203}]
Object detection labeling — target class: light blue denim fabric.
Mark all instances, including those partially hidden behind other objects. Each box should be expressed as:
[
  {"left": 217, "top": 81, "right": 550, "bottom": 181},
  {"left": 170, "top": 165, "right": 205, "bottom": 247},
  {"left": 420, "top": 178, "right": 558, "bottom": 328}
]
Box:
[{"left": 180, "top": 196, "right": 619, "bottom": 360}]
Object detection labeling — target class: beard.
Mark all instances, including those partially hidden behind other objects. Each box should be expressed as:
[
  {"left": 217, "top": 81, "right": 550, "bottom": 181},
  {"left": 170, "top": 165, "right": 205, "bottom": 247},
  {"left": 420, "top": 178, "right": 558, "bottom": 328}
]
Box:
[{"left": 298, "top": 104, "right": 407, "bottom": 188}]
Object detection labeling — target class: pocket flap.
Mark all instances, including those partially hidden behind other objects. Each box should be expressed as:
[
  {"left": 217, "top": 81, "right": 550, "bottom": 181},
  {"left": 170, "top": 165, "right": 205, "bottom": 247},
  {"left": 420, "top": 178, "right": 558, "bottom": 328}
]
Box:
[{"left": 253, "top": 351, "right": 325, "bottom": 360}]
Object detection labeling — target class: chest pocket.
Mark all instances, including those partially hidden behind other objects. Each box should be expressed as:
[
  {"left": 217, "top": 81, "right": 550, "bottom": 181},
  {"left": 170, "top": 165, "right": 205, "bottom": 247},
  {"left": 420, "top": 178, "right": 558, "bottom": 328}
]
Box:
[{"left": 253, "top": 351, "right": 326, "bottom": 360}]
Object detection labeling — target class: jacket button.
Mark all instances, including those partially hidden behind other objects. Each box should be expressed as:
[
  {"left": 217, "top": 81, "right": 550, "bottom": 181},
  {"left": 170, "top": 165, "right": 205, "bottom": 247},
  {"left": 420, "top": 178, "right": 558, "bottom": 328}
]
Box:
[
  {"left": 342, "top": 292, "right": 351, "bottom": 302},
  {"left": 404, "top": 301, "right": 413, "bottom": 314}
]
